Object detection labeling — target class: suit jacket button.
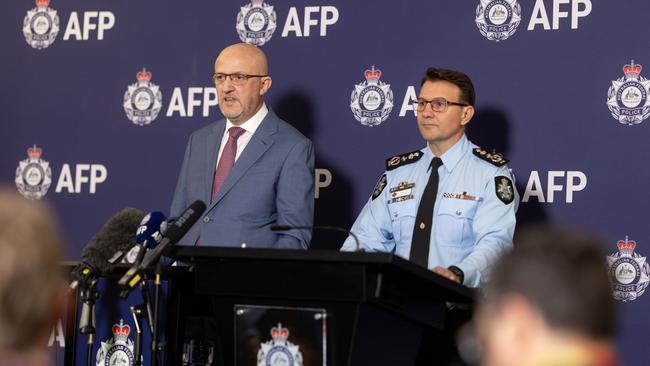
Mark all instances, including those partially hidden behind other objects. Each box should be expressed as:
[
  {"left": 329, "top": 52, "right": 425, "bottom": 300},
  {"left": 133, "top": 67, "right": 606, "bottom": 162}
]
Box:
[{"left": 203, "top": 216, "right": 210, "bottom": 223}]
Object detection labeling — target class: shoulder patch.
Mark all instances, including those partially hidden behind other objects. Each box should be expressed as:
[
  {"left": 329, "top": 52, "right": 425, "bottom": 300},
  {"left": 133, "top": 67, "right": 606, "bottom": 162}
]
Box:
[
  {"left": 472, "top": 148, "right": 509, "bottom": 167},
  {"left": 372, "top": 174, "right": 387, "bottom": 200},
  {"left": 494, "top": 176, "right": 515, "bottom": 205},
  {"left": 386, "top": 150, "right": 423, "bottom": 171}
]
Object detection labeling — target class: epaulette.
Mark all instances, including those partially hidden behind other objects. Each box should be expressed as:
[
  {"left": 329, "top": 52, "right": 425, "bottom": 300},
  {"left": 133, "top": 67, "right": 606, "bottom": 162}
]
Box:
[
  {"left": 385, "top": 150, "right": 423, "bottom": 171},
  {"left": 472, "top": 147, "right": 509, "bottom": 167}
]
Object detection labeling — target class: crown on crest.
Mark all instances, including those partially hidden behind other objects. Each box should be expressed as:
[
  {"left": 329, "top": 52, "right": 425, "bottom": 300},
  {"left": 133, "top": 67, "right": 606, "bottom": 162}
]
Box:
[
  {"left": 364, "top": 66, "right": 382, "bottom": 84},
  {"left": 27, "top": 145, "right": 42, "bottom": 159},
  {"left": 623, "top": 60, "right": 642, "bottom": 79},
  {"left": 617, "top": 236, "right": 636, "bottom": 255},
  {"left": 136, "top": 68, "right": 152, "bottom": 82},
  {"left": 270, "top": 323, "right": 289, "bottom": 343},
  {"left": 35, "top": 0, "right": 49, "bottom": 8},
  {"left": 112, "top": 320, "right": 131, "bottom": 342}
]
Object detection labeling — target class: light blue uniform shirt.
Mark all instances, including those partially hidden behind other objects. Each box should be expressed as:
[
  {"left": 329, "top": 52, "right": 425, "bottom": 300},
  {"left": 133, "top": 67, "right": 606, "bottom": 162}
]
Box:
[{"left": 341, "top": 134, "right": 518, "bottom": 287}]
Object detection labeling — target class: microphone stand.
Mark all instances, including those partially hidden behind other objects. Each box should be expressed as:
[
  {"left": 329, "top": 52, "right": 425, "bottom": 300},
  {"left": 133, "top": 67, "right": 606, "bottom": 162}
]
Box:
[
  {"left": 130, "top": 304, "right": 146, "bottom": 366},
  {"left": 152, "top": 263, "right": 164, "bottom": 366},
  {"left": 78, "top": 284, "right": 100, "bottom": 366}
]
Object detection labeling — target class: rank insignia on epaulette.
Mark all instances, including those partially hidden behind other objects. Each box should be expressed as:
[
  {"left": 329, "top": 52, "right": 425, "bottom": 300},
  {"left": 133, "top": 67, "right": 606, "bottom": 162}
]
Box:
[
  {"left": 386, "top": 150, "right": 423, "bottom": 171},
  {"left": 372, "top": 174, "right": 387, "bottom": 200},
  {"left": 473, "top": 148, "right": 509, "bottom": 167}
]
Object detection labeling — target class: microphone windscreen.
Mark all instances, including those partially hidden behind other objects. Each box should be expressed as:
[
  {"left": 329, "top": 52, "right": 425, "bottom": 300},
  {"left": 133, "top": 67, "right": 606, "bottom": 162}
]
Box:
[
  {"left": 82, "top": 207, "right": 145, "bottom": 274},
  {"left": 135, "top": 211, "right": 167, "bottom": 248}
]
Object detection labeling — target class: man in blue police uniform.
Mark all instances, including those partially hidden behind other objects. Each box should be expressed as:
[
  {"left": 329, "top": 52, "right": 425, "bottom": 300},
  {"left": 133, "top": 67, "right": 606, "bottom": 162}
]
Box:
[{"left": 341, "top": 68, "right": 518, "bottom": 287}]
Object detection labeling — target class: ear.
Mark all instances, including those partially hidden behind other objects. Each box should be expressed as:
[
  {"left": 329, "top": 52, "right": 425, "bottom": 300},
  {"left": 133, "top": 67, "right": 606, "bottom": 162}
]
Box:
[
  {"left": 259, "top": 76, "right": 272, "bottom": 96},
  {"left": 460, "top": 105, "right": 474, "bottom": 126}
]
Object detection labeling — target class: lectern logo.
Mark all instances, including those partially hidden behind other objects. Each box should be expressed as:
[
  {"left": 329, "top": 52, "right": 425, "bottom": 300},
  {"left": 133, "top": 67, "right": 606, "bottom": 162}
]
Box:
[
  {"left": 475, "top": 0, "right": 521, "bottom": 42},
  {"left": 96, "top": 320, "right": 136, "bottom": 366},
  {"left": 236, "top": 0, "right": 277, "bottom": 46},
  {"left": 23, "top": 0, "right": 60, "bottom": 49},
  {"left": 15, "top": 145, "right": 52, "bottom": 200},
  {"left": 123, "top": 68, "right": 163, "bottom": 126},
  {"left": 607, "top": 236, "right": 650, "bottom": 302},
  {"left": 607, "top": 60, "right": 650, "bottom": 125},
  {"left": 350, "top": 66, "right": 394, "bottom": 127},
  {"left": 257, "top": 323, "right": 303, "bottom": 366}
]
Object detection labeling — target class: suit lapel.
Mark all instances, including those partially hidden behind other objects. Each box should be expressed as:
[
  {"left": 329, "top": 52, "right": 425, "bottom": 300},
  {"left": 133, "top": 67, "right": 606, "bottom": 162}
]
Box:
[
  {"left": 205, "top": 121, "right": 226, "bottom": 202},
  {"left": 210, "top": 111, "right": 279, "bottom": 208}
]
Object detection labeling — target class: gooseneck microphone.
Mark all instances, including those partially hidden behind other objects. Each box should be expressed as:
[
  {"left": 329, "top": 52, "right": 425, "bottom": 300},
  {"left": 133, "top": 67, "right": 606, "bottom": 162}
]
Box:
[
  {"left": 271, "top": 225, "right": 363, "bottom": 252},
  {"left": 118, "top": 200, "right": 206, "bottom": 298},
  {"left": 70, "top": 207, "right": 145, "bottom": 290}
]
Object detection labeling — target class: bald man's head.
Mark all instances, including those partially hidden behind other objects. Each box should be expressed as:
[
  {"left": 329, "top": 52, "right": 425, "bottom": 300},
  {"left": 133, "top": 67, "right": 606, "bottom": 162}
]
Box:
[
  {"left": 215, "top": 43, "right": 268, "bottom": 75},
  {"left": 213, "top": 43, "right": 272, "bottom": 124}
]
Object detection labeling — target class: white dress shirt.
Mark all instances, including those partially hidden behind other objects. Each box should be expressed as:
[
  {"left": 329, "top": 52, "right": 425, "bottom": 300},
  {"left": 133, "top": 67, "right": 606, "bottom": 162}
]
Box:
[{"left": 216, "top": 103, "right": 268, "bottom": 165}]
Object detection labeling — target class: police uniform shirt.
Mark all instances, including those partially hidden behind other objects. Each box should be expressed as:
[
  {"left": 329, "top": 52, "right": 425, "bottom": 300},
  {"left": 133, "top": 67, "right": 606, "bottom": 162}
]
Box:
[{"left": 341, "top": 134, "right": 518, "bottom": 287}]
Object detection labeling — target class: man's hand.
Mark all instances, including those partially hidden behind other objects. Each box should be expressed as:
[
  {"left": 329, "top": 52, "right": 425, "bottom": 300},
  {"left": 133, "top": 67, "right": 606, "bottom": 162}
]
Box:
[{"left": 432, "top": 266, "right": 461, "bottom": 283}]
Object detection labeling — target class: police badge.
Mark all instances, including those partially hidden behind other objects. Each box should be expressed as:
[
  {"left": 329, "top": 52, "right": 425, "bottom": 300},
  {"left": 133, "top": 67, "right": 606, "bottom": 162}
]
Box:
[
  {"left": 15, "top": 145, "right": 52, "bottom": 200},
  {"left": 475, "top": 0, "right": 521, "bottom": 42},
  {"left": 123, "top": 68, "right": 163, "bottom": 126},
  {"left": 257, "top": 323, "right": 303, "bottom": 366},
  {"left": 606, "top": 60, "right": 650, "bottom": 125},
  {"left": 96, "top": 320, "right": 136, "bottom": 366},
  {"left": 23, "top": 0, "right": 60, "bottom": 50},
  {"left": 350, "top": 66, "right": 394, "bottom": 127},
  {"left": 236, "top": 0, "right": 278, "bottom": 46},
  {"left": 607, "top": 237, "right": 650, "bottom": 302}
]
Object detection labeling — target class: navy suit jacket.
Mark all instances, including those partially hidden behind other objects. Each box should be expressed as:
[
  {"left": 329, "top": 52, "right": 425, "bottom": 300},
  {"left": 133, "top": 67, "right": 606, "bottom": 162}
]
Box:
[{"left": 170, "top": 110, "right": 314, "bottom": 249}]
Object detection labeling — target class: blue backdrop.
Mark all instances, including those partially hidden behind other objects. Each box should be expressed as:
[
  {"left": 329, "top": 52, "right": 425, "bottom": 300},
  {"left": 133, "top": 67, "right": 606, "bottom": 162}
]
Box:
[{"left": 2, "top": 0, "right": 649, "bottom": 365}]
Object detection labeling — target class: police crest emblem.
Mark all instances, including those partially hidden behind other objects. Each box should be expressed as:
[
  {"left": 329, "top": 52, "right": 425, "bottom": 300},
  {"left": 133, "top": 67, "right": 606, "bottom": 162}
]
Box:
[
  {"left": 350, "top": 66, "right": 394, "bottom": 127},
  {"left": 123, "top": 68, "right": 163, "bottom": 126},
  {"left": 475, "top": 0, "right": 521, "bottom": 42},
  {"left": 15, "top": 145, "right": 52, "bottom": 200},
  {"left": 494, "top": 176, "right": 514, "bottom": 204},
  {"left": 606, "top": 60, "right": 650, "bottom": 125},
  {"left": 96, "top": 320, "right": 136, "bottom": 366},
  {"left": 257, "top": 323, "right": 303, "bottom": 366},
  {"left": 236, "top": 0, "right": 277, "bottom": 46},
  {"left": 607, "top": 237, "right": 650, "bottom": 302},
  {"left": 23, "top": 0, "right": 60, "bottom": 50}
]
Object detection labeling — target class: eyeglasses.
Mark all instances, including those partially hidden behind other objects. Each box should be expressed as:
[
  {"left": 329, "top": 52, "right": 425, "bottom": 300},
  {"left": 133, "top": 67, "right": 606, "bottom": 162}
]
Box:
[
  {"left": 211, "top": 73, "right": 268, "bottom": 86},
  {"left": 414, "top": 98, "right": 469, "bottom": 113}
]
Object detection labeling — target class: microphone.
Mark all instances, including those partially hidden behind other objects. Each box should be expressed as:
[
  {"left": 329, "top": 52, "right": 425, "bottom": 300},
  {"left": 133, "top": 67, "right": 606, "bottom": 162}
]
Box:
[
  {"left": 123, "top": 211, "right": 168, "bottom": 265},
  {"left": 69, "top": 208, "right": 145, "bottom": 290},
  {"left": 118, "top": 200, "right": 206, "bottom": 298},
  {"left": 271, "top": 225, "right": 363, "bottom": 252}
]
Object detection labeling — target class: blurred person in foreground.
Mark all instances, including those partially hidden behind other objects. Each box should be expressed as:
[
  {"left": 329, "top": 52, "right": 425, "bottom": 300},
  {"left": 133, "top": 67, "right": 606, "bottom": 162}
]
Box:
[
  {"left": 475, "top": 227, "right": 618, "bottom": 366},
  {"left": 0, "top": 188, "right": 64, "bottom": 366}
]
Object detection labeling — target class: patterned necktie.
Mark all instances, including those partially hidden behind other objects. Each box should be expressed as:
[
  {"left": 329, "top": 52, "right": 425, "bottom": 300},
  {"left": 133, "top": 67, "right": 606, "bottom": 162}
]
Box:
[
  {"left": 410, "top": 157, "right": 443, "bottom": 268},
  {"left": 211, "top": 126, "right": 246, "bottom": 201}
]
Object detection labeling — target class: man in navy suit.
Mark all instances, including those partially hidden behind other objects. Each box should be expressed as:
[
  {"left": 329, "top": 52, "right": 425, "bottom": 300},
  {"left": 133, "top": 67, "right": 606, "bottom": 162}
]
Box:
[{"left": 170, "top": 43, "right": 314, "bottom": 249}]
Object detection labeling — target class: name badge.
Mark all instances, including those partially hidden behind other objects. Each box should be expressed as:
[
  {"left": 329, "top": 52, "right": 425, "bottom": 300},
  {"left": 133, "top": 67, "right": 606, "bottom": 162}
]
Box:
[{"left": 442, "top": 192, "right": 482, "bottom": 202}]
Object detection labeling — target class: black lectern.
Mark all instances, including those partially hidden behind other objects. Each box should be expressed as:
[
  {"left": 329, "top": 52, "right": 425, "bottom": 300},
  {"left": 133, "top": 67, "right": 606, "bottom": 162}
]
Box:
[{"left": 165, "top": 247, "right": 475, "bottom": 366}]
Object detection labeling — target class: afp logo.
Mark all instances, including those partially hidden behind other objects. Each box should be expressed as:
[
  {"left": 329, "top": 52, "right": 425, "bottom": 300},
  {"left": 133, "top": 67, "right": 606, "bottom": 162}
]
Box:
[
  {"left": 350, "top": 66, "right": 394, "bottom": 127},
  {"left": 606, "top": 60, "right": 650, "bottom": 126},
  {"left": 96, "top": 320, "right": 136, "bottom": 366},
  {"left": 236, "top": 0, "right": 277, "bottom": 46},
  {"left": 23, "top": 0, "right": 60, "bottom": 50},
  {"left": 475, "top": 0, "right": 521, "bottom": 42},
  {"left": 15, "top": 145, "right": 52, "bottom": 200},
  {"left": 123, "top": 68, "right": 163, "bottom": 126},
  {"left": 607, "top": 237, "right": 650, "bottom": 302}
]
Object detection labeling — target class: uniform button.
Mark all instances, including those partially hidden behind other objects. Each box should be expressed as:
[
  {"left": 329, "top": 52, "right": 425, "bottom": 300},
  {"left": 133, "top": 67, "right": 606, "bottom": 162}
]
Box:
[
  {"left": 203, "top": 216, "right": 211, "bottom": 223},
  {"left": 419, "top": 222, "right": 425, "bottom": 229},
  {"left": 456, "top": 210, "right": 462, "bottom": 216}
]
